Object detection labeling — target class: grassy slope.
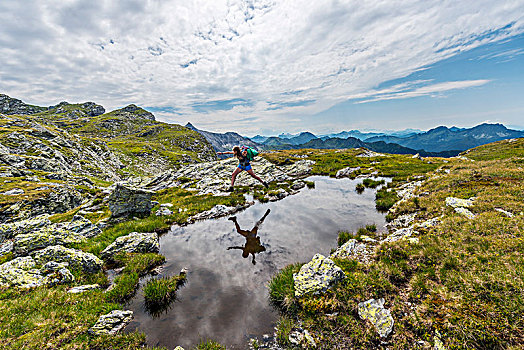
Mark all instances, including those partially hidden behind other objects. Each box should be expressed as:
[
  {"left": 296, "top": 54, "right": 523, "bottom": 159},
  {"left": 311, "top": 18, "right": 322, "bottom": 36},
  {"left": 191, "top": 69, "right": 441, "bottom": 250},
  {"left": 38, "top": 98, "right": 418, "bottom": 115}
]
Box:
[{"left": 267, "top": 141, "right": 524, "bottom": 349}]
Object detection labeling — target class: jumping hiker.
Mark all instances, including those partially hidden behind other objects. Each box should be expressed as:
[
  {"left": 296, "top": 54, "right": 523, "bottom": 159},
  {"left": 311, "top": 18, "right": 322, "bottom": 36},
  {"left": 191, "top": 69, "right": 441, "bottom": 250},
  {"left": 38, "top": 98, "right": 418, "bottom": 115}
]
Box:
[
  {"left": 227, "top": 209, "right": 270, "bottom": 265},
  {"left": 218, "top": 146, "right": 268, "bottom": 191}
]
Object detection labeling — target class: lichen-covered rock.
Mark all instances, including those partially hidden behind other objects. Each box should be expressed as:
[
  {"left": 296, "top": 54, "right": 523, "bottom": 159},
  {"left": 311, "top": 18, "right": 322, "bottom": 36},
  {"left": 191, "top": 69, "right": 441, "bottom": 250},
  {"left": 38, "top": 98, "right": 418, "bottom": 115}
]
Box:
[
  {"left": 330, "top": 239, "right": 371, "bottom": 263},
  {"left": 293, "top": 254, "right": 345, "bottom": 297},
  {"left": 288, "top": 327, "right": 317, "bottom": 348},
  {"left": 100, "top": 232, "right": 159, "bottom": 260},
  {"left": 32, "top": 245, "right": 103, "bottom": 273},
  {"left": 108, "top": 183, "right": 154, "bottom": 218},
  {"left": 40, "top": 261, "right": 75, "bottom": 286},
  {"left": 0, "top": 256, "right": 43, "bottom": 288},
  {"left": 68, "top": 284, "right": 101, "bottom": 293},
  {"left": 66, "top": 215, "right": 101, "bottom": 238},
  {"left": 358, "top": 298, "right": 394, "bottom": 338},
  {"left": 0, "top": 240, "right": 13, "bottom": 258},
  {"left": 445, "top": 197, "right": 474, "bottom": 208},
  {"left": 88, "top": 310, "right": 133, "bottom": 335},
  {"left": 434, "top": 330, "right": 446, "bottom": 350},
  {"left": 382, "top": 227, "right": 416, "bottom": 244},
  {"left": 0, "top": 215, "right": 51, "bottom": 241},
  {"left": 13, "top": 226, "right": 86, "bottom": 256}
]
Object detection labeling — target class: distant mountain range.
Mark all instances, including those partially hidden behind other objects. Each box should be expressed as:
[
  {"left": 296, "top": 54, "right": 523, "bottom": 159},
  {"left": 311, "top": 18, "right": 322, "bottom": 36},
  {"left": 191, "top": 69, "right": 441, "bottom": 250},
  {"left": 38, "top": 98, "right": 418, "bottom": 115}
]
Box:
[
  {"left": 190, "top": 122, "right": 523, "bottom": 157},
  {"left": 184, "top": 122, "right": 258, "bottom": 153},
  {"left": 363, "top": 123, "right": 524, "bottom": 152}
]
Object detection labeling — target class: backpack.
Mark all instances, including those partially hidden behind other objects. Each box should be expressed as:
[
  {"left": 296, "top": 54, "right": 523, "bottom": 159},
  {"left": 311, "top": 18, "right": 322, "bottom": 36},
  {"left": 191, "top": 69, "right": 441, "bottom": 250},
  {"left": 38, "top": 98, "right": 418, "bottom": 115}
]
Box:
[{"left": 242, "top": 146, "right": 259, "bottom": 161}]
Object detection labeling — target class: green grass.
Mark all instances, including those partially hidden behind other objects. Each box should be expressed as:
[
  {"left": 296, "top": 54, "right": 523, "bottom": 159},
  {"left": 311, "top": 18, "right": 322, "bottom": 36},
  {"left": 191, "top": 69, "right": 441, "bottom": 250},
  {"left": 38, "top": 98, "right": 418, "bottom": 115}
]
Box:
[
  {"left": 105, "top": 253, "right": 166, "bottom": 303},
  {"left": 268, "top": 263, "right": 302, "bottom": 313},
  {"left": 362, "top": 178, "right": 385, "bottom": 188},
  {"left": 143, "top": 273, "right": 186, "bottom": 309}
]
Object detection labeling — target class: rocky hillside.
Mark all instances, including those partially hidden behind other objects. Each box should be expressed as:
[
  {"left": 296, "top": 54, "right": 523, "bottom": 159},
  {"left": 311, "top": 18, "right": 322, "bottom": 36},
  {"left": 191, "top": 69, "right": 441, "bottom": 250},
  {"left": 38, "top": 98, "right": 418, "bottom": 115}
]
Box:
[
  {"left": 185, "top": 122, "right": 259, "bottom": 153},
  {"left": 0, "top": 94, "right": 217, "bottom": 223}
]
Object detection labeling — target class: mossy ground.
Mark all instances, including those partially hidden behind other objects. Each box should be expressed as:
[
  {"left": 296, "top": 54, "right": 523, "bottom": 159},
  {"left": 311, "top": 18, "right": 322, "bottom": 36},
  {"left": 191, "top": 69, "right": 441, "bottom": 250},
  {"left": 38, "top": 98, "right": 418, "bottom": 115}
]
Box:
[{"left": 268, "top": 140, "right": 524, "bottom": 349}]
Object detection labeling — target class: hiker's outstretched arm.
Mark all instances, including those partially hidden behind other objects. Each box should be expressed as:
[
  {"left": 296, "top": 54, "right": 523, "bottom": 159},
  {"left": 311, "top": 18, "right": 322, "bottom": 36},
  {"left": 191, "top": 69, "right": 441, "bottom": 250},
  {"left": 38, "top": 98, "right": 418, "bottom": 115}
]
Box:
[
  {"left": 218, "top": 151, "right": 234, "bottom": 155},
  {"left": 227, "top": 246, "right": 243, "bottom": 250}
]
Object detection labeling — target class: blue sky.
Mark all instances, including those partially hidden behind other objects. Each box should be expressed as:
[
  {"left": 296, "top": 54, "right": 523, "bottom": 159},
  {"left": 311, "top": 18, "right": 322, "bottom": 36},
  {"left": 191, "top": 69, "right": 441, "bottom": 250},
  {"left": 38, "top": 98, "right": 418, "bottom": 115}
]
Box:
[{"left": 0, "top": 1, "right": 523, "bottom": 135}]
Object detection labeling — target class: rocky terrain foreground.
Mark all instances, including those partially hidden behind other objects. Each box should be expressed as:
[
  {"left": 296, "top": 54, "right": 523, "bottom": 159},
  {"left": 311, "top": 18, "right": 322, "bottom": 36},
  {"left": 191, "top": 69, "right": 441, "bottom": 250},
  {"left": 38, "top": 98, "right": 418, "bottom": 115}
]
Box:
[{"left": 0, "top": 93, "right": 522, "bottom": 350}]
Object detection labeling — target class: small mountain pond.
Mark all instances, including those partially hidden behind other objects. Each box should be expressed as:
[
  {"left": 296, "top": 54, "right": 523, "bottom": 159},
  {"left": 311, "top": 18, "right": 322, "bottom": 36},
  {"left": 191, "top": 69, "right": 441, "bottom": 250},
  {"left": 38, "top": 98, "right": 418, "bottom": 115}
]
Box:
[{"left": 124, "top": 176, "right": 388, "bottom": 349}]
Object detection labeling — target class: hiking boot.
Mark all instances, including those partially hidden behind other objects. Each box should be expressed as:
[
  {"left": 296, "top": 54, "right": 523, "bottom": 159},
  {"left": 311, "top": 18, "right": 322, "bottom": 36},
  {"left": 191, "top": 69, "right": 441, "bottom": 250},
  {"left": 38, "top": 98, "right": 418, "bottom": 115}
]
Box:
[
  {"left": 227, "top": 186, "right": 234, "bottom": 192},
  {"left": 228, "top": 216, "right": 237, "bottom": 221},
  {"left": 262, "top": 181, "right": 269, "bottom": 189}
]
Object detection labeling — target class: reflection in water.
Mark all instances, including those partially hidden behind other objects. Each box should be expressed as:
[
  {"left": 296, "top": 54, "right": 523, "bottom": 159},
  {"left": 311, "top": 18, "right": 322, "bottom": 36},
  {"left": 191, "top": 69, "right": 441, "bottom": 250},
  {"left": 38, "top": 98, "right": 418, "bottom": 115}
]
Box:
[
  {"left": 124, "top": 176, "right": 388, "bottom": 349},
  {"left": 227, "top": 209, "right": 270, "bottom": 265}
]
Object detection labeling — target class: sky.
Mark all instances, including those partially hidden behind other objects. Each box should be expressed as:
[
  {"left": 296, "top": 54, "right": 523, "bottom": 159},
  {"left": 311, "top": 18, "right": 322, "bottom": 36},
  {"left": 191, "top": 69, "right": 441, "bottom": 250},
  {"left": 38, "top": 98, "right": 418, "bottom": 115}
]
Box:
[{"left": 0, "top": 1, "right": 523, "bottom": 136}]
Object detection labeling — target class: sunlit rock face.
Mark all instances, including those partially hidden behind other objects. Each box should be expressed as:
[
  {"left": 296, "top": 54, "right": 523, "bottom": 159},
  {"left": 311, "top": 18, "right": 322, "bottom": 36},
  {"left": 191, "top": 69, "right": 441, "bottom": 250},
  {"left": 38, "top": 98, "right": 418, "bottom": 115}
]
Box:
[
  {"left": 100, "top": 231, "right": 159, "bottom": 260},
  {"left": 293, "top": 253, "right": 345, "bottom": 297}
]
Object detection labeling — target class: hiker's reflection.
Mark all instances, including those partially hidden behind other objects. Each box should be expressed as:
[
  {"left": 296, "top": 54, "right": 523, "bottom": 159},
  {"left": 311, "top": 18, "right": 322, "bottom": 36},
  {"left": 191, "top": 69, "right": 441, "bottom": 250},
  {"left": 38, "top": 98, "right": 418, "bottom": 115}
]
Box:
[{"left": 227, "top": 209, "right": 270, "bottom": 265}]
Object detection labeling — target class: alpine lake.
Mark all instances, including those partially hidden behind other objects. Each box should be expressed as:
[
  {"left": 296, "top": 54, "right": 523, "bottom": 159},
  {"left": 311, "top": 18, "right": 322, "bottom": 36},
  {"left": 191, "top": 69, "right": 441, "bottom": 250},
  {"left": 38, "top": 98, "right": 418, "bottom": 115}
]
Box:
[{"left": 123, "top": 175, "right": 389, "bottom": 349}]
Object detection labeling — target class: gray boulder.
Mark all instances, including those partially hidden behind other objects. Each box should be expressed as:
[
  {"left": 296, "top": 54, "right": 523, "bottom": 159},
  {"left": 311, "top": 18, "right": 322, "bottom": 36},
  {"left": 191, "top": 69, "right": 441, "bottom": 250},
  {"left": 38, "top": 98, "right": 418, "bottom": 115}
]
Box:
[
  {"left": 88, "top": 310, "right": 133, "bottom": 335},
  {"left": 13, "top": 226, "right": 86, "bottom": 256},
  {"left": 108, "top": 183, "right": 154, "bottom": 218},
  {"left": 190, "top": 205, "right": 239, "bottom": 221},
  {"left": 66, "top": 215, "right": 102, "bottom": 238},
  {"left": 100, "top": 232, "right": 159, "bottom": 260},
  {"left": 335, "top": 166, "right": 360, "bottom": 178},
  {"left": 32, "top": 245, "right": 103, "bottom": 273},
  {"left": 293, "top": 254, "right": 345, "bottom": 297}
]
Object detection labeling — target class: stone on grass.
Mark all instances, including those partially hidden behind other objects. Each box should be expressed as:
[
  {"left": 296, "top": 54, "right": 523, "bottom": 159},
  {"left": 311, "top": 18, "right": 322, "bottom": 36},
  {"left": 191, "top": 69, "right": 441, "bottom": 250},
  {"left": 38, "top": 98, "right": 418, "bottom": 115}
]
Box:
[
  {"left": 0, "top": 256, "right": 74, "bottom": 288},
  {"left": 88, "top": 310, "right": 134, "bottom": 335},
  {"left": 454, "top": 207, "right": 476, "bottom": 219},
  {"left": 108, "top": 183, "right": 154, "bottom": 218},
  {"left": 358, "top": 298, "right": 394, "bottom": 338},
  {"left": 0, "top": 215, "right": 51, "bottom": 241},
  {"left": 382, "top": 227, "right": 416, "bottom": 244},
  {"left": 445, "top": 197, "right": 474, "bottom": 208},
  {"left": 156, "top": 207, "right": 173, "bottom": 216},
  {"left": 495, "top": 208, "right": 513, "bottom": 218},
  {"left": 330, "top": 239, "right": 371, "bottom": 263},
  {"left": 100, "top": 231, "right": 159, "bottom": 260},
  {"left": 190, "top": 205, "right": 238, "bottom": 221},
  {"left": 2, "top": 188, "right": 24, "bottom": 196},
  {"left": 68, "top": 284, "right": 101, "bottom": 293},
  {"left": 418, "top": 217, "right": 441, "bottom": 229},
  {"left": 66, "top": 215, "right": 102, "bottom": 238},
  {"left": 289, "top": 328, "right": 316, "bottom": 348},
  {"left": 335, "top": 167, "right": 360, "bottom": 178},
  {"left": 434, "top": 330, "right": 446, "bottom": 350},
  {"left": 13, "top": 226, "right": 86, "bottom": 256},
  {"left": 293, "top": 254, "right": 345, "bottom": 297},
  {"left": 40, "top": 261, "right": 75, "bottom": 286},
  {"left": 32, "top": 245, "right": 103, "bottom": 273}
]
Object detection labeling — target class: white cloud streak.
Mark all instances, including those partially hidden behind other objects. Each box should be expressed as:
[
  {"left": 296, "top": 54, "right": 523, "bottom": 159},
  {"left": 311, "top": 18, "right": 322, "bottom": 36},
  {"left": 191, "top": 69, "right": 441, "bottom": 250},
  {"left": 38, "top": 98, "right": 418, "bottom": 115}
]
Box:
[{"left": 0, "top": 0, "right": 523, "bottom": 133}]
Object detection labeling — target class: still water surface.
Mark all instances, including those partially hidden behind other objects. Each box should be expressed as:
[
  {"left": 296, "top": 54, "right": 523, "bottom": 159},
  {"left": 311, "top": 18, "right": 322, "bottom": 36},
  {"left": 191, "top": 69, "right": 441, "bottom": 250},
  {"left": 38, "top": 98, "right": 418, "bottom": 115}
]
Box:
[{"left": 124, "top": 176, "right": 387, "bottom": 349}]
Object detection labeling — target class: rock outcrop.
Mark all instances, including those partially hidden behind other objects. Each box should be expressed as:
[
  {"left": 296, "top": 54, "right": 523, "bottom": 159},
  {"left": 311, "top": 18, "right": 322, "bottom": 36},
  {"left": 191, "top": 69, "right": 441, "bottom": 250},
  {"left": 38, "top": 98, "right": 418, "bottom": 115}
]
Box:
[
  {"left": 331, "top": 239, "right": 371, "bottom": 263},
  {"left": 108, "top": 183, "right": 154, "bottom": 218},
  {"left": 293, "top": 254, "right": 345, "bottom": 297},
  {"left": 100, "top": 232, "right": 159, "bottom": 260},
  {"left": 32, "top": 245, "right": 103, "bottom": 273},
  {"left": 0, "top": 257, "right": 75, "bottom": 288},
  {"left": 445, "top": 197, "right": 476, "bottom": 219},
  {"left": 13, "top": 225, "right": 86, "bottom": 256}
]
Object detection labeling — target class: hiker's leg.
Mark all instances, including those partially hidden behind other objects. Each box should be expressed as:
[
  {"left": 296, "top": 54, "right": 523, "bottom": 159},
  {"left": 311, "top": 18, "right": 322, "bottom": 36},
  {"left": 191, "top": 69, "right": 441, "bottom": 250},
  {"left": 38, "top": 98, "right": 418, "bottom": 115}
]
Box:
[
  {"left": 253, "top": 208, "right": 271, "bottom": 230},
  {"left": 231, "top": 167, "right": 242, "bottom": 186},
  {"left": 246, "top": 169, "right": 264, "bottom": 183}
]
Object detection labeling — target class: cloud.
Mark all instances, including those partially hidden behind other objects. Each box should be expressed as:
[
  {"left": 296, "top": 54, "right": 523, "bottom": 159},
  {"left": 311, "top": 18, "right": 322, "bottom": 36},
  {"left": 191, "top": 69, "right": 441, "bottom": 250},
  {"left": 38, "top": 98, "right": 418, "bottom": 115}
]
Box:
[
  {"left": 351, "top": 79, "right": 491, "bottom": 103},
  {"left": 0, "top": 0, "right": 523, "bottom": 133}
]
